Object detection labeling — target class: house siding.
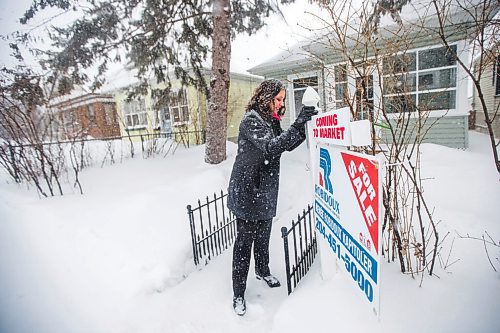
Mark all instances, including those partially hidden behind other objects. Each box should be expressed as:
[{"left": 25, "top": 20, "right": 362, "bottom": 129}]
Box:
[
  {"left": 472, "top": 60, "right": 500, "bottom": 138},
  {"left": 50, "top": 94, "right": 120, "bottom": 139},
  {"left": 82, "top": 102, "right": 120, "bottom": 138},
  {"left": 378, "top": 114, "right": 469, "bottom": 149}
]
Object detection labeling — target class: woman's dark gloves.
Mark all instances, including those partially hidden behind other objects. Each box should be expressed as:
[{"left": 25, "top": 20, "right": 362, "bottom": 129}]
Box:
[{"left": 292, "top": 106, "right": 318, "bottom": 130}]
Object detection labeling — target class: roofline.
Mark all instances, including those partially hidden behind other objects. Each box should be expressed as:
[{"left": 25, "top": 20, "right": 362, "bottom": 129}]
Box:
[{"left": 50, "top": 93, "right": 115, "bottom": 109}]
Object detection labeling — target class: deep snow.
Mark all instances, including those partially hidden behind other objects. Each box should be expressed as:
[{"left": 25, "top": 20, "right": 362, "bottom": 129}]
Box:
[{"left": 0, "top": 131, "right": 499, "bottom": 333}]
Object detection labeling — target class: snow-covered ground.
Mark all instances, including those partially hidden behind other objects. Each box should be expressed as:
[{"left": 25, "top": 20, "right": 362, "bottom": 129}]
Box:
[{"left": 0, "top": 131, "right": 499, "bottom": 333}]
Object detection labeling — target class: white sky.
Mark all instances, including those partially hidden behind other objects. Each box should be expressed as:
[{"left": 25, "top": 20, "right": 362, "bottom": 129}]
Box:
[{"left": 230, "top": 1, "right": 329, "bottom": 73}]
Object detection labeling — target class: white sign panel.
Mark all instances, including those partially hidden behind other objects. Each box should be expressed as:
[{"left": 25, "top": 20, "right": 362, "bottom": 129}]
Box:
[
  {"left": 310, "top": 108, "right": 351, "bottom": 146},
  {"left": 311, "top": 143, "right": 382, "bottom": 316}
]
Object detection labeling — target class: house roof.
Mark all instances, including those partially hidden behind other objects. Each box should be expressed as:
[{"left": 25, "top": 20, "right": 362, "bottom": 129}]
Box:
[
  {"left": 246, "top": 39, "right": 322, "bottom": 77},
  {"left": 49, "top": 83, "right": 114, "bottom": 108},
  {"left": 248, "top": 4, "right": 496, "bottom": 77},
  {"left": 100, "top": 65, "right": 263, "bottom": 94},
  {"left": 49, "top": 91, "right": 115, "bottom": 110}
]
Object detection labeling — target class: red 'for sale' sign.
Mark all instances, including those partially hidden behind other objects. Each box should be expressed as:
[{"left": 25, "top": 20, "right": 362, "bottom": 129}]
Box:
[{"left": 341, "top": 152, "right": 380, "bottom": 253}]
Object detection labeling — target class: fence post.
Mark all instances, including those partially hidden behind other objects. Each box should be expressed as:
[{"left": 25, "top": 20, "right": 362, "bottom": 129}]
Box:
[
  {"left": 187, "top": 205, "right": 199, "bottom": 266},
  {"left": 281, "top": 226, "right": 292, "bottom": 295},
  {"left": 140, "top": 134, "right": 145, "bottom": 155}
]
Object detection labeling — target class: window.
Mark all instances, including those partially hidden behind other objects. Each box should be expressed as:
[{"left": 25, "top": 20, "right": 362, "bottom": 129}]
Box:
[
  {"left": 169, "top": 89, "right": 189, "bottom": 125},
  {"left": 419, "top": 91, "right": 456, "bottom": 110},
  {"left": 383, "top": 73, "right": 416, "bottom": 95},
  {"left": 293, "top": 76, "right": 319, "bottom": 113},
  {"left": 418, "top": 46, "right": 456, "bottom": 70},
  {"left": 334, "top": 65, "right": 348, "bottom": 109},
  {"left": 123, "top": 98, "right": 147, "bottom": 128},
  {"left": 87, "top": 105, "right": 96, "bottom": 123},
  {"left": 352, "top": 60, "right": 377, "bottom": 120},
  {"left": 383, "top": 45, "right": 457, "bottom": 113},
  {"left": 151, "top": 93, "right": 169, "bottom": 129},
  {"left": 383, "top": 53, "right": 417, "bottom": 73},
  {"left": 103, "top": 104, "right": 116, "bottom": 125},
  {"left": 383, "top": 53, "right": 418, "bottom": 113},
  {"left": 418, "top": 68, "right": 456, "bottom": 90},
  {"left": 355, "top": 75, "right": 374, "bottom": 120},
  {"left": 383, "top": 94, "right": 417, "bottom": 114}
]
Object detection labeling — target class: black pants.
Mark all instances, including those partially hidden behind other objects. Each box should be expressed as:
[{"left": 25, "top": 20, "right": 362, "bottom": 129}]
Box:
[{"left": 232, "top": 218, "right": 272, "bottom": 298}]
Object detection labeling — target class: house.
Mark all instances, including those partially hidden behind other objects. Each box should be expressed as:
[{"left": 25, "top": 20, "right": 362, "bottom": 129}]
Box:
[
  {"left": 470, "top": 17, "right": 500, "bottom": 139},
  {"left": 110, "top": 68, "right": 262, "bottom": 143},
  {"left": 472, "top": 54, "right": 500, "bottom": 138},
  {"left": 49, "top": 88, "right": 120, "bottom": 140},
  {"left": 248, "top": 5, "right": 486, "bottom": 149}
]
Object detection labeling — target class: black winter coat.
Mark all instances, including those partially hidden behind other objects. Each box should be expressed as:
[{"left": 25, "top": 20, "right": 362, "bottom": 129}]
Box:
[{"left": 227, "top": 110, "right": 306, "bottom": 221}]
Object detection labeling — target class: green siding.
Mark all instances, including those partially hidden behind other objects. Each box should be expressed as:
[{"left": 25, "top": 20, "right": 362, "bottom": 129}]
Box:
[
  {"left": 379, "top": 114, "right": 469, "bottom": 149},
  {"left": 472, "top": 61, "right": 500, "bottom": 138}
]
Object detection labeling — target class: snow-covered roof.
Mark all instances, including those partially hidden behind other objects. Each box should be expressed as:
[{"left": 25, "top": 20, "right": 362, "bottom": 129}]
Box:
[{"left": 247, "top": 39, "right": 322, "bottom": 77}]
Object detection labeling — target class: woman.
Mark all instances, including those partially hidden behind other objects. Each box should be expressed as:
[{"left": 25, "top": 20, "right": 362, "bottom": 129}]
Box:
[{"left": 227, "top": 79, "right": 317, "bottom": 316}]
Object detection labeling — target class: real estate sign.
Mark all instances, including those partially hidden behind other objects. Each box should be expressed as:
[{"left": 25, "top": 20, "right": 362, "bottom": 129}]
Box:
[
  {"left": 309, "top": 111, "right": 382, "bottom": 316},
  {"left": 310, "top": 107, "right": 351, "bottom": 146}
]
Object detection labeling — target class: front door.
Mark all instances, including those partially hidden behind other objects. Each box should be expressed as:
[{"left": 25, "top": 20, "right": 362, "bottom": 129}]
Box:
[{"left": 160, "top": 106, "right": 172, "bottom": 134}]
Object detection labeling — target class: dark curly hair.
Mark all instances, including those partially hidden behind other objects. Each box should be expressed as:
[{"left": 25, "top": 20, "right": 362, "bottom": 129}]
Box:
[{"left": 245, "top": 79, "right": 286, "bottom": 120}]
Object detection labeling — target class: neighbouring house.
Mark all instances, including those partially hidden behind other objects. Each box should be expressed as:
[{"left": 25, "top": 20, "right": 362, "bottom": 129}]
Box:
[
  {"left": 471, "top": 50, "right": 500, "bottom": 139},
  {"left": 248, "top": 5, "right": 488, "bottom": 149},
  {"left": 49, "top": 88, "right": 120, "bottom": 140},
  {"left": 109, "top": 68, "right": 262, "bottom": 143}
]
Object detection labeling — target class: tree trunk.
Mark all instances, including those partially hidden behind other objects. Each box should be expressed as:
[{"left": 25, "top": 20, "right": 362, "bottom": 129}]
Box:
[{"left": 205, "top": 0, "right": 231, "bottom": 164}]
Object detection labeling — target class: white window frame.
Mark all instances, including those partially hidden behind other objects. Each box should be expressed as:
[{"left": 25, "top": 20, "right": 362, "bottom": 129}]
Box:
[
  {"left": 169, "top": 89, "right": 190, "bottom": 126},
  {"left": 103, "top": 103, "right": 115, "bottom": 125},
  {"left": 355, "top": 73, "right": 375, "bottom": 120},
  {"left": 287, "top": 72, "right": 321, "bottom": 123},
  {"left": 334, "top": 64, "right": 349, "bottom": 109},
  {"left": 382, "top": 44, "right": 458, "bottom": 116},
  {"left": 87, "top": 105, "right": 96, "bottom": 123},
  {"left": 123, "top": 98, "right": 148, "bottom": 129}
]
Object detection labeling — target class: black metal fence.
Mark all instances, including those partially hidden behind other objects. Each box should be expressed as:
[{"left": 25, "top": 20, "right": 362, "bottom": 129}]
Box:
[
  {"left": 3, "top": 130, "right": 205, "bottom": 148},
  {"left": 281, "top": 204, "right": 317, "bottom": 295},
  {"left": 186, "top": 192, "right": 318, "bottom": 293},
  {"left": 0, "top": 129, "right": 206, "bottom": 197},
  {"left": 187, "top": 190, "right": 237, "bottom": 266}
]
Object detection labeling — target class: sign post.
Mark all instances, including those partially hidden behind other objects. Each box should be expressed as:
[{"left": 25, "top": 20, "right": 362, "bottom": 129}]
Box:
[{"left": 307, "top": 106, "right": 382, "bottom": 317}]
